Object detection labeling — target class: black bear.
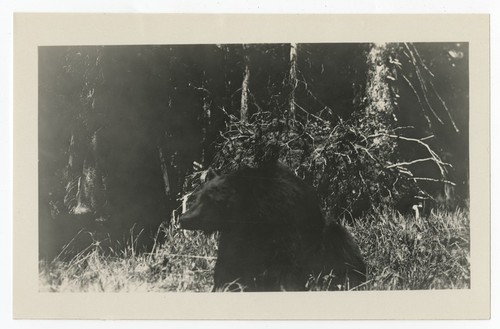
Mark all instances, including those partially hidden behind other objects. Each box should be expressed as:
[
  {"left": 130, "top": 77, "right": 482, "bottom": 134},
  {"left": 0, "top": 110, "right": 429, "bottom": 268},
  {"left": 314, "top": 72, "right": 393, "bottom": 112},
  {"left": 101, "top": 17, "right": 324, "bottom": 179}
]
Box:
[
  {"left": 305, "top": 221, "right": 367, "bottom": 290},
  {"left": 180, "top": 163, "right": 366, "bottom": 291}
]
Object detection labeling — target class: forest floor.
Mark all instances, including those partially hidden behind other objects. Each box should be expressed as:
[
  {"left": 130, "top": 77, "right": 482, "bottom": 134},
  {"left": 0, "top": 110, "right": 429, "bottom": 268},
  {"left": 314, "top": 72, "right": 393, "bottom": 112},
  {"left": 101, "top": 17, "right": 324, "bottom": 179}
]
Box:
[{"left": 39, "top": 207, "right": 470, "bottom": 292}]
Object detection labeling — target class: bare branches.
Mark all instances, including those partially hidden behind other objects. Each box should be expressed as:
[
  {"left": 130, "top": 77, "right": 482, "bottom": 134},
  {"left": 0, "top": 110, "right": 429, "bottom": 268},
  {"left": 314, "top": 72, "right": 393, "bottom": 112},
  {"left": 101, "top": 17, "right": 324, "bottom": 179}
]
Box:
[
  {"left": 401, "top": 74, "right": 432, "bottom": 127},
  {"left": 386, "top": 157, "right": 437, "bottom": 169},
  {"left": 296, "top": 69, "right": 337, "bottom": 117},
  {"left": 404, "top": 43, "right": 444, "bottom": 125},
  {"left": 209, "top": 42, "right": 462, "bottom": 219},
  {"left": 401, "top": 43, "right": 459, "bottom": 132},
  {"left": 366, "top": 133, "right": 451, "bottom": 178},
  {"left": 426, "top": 77, "right": 460, "bottom": 133},
  {"left": 293, "top": 101, "right": 329, "bottom": 125},
  {"left": 389, "top": 134, "right": 449, "bottom": 176}
]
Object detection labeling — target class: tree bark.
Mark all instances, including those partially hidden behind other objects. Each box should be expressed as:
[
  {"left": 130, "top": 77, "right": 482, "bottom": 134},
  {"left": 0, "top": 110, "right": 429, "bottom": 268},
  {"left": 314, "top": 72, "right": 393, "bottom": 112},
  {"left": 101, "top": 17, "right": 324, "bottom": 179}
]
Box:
[
  {"left": 289, "top": 43, "right": 298, "bottom": 120},
  {"left": 240, "top": 45, "right": 250, "bottom": 122},
  {"left": 364, "top": 43, "right": 396, "bottom": 125}
]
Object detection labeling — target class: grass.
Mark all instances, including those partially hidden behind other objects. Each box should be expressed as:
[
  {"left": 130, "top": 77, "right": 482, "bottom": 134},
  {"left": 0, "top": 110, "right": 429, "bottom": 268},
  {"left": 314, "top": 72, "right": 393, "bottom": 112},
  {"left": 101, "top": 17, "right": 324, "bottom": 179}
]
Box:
[
  {"left": 39, "top": 207, "right": 470, "bottom": 292},
  {"left": 39, "top": 222, "right": 218, "bottom": 292},
  {"left": 348, "top": 207, "right": 470, "bottom": 290}
]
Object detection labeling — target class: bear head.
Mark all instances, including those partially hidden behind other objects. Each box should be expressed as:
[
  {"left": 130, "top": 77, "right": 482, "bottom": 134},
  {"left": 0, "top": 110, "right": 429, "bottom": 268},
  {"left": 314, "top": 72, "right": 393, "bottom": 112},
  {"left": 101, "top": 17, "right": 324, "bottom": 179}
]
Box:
[{"left": 180, "top": 169, "right": 240, "bottom": 232}]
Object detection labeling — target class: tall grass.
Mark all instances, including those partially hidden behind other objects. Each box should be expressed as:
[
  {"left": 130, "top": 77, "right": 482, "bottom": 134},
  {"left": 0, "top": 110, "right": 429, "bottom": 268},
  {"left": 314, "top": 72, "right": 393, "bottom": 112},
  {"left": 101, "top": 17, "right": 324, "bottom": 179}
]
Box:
[
  {"left": 348, "top": 207, "right": 470, "bottom": 290},
  {"left": 39, "top": 207, "right": 469, "bottom": 292},
  {"left": 39, "top": 223, "right": 218, "bottom": 292}
]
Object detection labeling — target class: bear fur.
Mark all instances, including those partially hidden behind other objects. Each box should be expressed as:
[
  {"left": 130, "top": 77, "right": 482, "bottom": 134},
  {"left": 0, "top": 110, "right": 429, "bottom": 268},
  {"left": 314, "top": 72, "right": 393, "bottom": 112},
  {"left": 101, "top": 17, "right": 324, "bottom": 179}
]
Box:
[{"left": 180, "top": 163, "right": 366, "bottom": 291}]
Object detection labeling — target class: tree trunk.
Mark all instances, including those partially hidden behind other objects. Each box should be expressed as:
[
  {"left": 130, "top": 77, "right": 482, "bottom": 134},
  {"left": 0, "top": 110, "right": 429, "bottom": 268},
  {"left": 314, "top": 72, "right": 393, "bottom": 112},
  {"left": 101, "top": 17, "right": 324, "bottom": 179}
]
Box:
[
  {"left": 201, "top": 76, "right": 211, "bottom": 165},
  {"left": 157, "top": 144, "right": 171, "bottom": 198},
  {"left": 240, "top": 45, "right": 250, "bottom": 122},
  {"left": 289, "top": 43, "right": 298, "bottom": 120},
  {"left": 364, "top": 43, "right": 396, "bottom": 126}
]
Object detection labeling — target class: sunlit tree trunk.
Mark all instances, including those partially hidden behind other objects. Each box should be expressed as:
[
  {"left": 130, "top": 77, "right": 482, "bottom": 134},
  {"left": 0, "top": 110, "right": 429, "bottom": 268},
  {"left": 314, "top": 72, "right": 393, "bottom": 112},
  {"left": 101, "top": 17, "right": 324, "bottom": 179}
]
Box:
[
  {"left": 289, "top": 43, "right": 298, "bottom": 120},
  {"left": 364, "top": 43, "right": 396, "bottom": 129},
  {"left": 240, "top": 45, "right": 250, "bottom": 122}
]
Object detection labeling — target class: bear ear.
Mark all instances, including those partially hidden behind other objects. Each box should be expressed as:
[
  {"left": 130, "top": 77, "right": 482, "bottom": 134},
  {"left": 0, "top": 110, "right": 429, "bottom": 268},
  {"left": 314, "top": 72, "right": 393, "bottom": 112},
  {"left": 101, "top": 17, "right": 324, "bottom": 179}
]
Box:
[{"left": 201, "top": 168, "right": 218, "bottom": 183}]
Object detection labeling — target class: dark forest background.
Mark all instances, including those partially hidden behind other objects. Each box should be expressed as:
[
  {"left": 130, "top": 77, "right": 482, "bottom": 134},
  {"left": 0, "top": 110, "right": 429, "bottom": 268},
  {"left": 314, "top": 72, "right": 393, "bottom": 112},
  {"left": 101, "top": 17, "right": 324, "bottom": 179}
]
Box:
[{"left": 38, "top": 43, "right": 469, "bottom": 259}]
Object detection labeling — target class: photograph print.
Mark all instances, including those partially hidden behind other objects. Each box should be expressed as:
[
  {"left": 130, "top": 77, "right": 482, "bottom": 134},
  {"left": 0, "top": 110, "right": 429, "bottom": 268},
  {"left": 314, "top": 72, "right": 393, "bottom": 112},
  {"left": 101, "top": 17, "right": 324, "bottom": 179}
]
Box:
[{"left": 38, "top": 42, "right": 470, "bottom": 293}]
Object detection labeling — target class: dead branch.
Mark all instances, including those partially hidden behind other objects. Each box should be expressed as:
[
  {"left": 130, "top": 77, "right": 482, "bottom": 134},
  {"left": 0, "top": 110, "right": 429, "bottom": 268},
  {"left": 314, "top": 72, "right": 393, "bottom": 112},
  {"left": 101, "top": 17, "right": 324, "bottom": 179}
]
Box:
[
  {"left": 412, "top": 177, "right": 456, "bottom": 186},
  {"left": 426, "top": 78, "right": 460, "bottom": 133},
  {"left": 294, "top": 101, "right": 329, "bottom": 124},
  {"left": 366, "top": 132, "right": 451, "bottom": 179},
  {"left": 404, "top": 43, "right": 459, "bottom": 131},
  {"left": 407, "top": 43, "right": 435, "bottom": 78},
  {"left": 401, "top": 74, "right": 432, "bottom": 127},
  {"left": 386, "top": 157, "right": 447, "bottom": 169}
]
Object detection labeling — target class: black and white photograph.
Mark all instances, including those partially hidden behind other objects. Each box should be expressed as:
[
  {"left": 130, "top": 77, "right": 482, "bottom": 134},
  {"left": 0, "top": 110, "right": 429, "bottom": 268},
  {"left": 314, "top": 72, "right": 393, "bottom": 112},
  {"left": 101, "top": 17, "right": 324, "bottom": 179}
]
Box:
[
  {"left": 11, "top": 13, "right": 490, "bottom": 320},
  {"left": 38, "top": 42, "right": 470, "bottom": 293}
]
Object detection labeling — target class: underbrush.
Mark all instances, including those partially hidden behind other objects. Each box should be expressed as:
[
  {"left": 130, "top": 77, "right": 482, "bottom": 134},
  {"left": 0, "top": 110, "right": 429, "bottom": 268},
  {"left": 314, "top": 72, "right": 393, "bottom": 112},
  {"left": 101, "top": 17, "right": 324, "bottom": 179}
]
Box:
[{"left": 39, "top": 207, "right": 469, "bottom": 292}]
